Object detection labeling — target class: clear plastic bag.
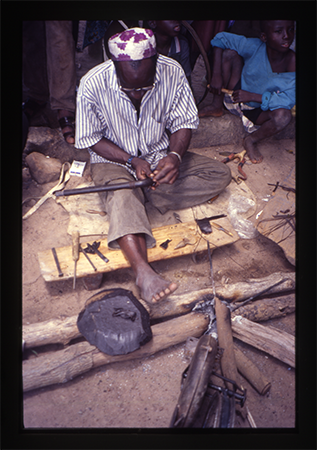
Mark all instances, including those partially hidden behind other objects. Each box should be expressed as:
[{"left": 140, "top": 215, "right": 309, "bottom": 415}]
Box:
[{"left": 228, "top": 195, "right": 258, "bottom": 239}]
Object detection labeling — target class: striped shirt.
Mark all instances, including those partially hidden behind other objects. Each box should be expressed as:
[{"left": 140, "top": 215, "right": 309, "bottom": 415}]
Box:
[{"left": 75, "top": 54, "right": 199, "bottom": 175}]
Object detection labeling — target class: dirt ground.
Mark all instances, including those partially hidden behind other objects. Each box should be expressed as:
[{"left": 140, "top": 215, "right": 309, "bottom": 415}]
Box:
[{"left": 22, "top": 22, "right": 296, "bottom": 433}]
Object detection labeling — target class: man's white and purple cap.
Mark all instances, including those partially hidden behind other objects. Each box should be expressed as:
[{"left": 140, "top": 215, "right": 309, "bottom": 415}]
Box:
[{"left": 108, "top": 27, "right": 157, "bottom": 61}]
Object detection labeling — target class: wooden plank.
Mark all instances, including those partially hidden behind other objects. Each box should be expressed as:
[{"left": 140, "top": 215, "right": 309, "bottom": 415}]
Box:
[{"left": 38, "top": 219, "right": 238, "bottom": 282}]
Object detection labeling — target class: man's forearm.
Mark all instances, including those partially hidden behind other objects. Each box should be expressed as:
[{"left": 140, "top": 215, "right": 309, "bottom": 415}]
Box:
[
  {"left": 169, "top": 128, "right": 192, "bottom": 159},
  {"left": 91, "top": 138, "right": 131, "bottom": 164}
]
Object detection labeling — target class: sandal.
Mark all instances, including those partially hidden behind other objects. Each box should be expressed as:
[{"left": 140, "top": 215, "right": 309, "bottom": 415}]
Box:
[{"left": 58, "top": 116, "right": 75, "bottom": 144}]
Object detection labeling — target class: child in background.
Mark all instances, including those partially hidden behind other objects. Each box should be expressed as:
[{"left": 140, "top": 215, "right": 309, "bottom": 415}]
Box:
[
  {"left": 201, "top": 20, "right": 295, "bottom": 163},
  {"left": 147, "top": 21, "right": 192, "bottom": 82}
]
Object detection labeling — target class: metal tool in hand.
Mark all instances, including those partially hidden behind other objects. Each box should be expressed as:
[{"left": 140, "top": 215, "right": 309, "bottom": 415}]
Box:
[
  {"left": 83, "top": 241, "right": 109, "bottom": 264},
  {"left": 55, "top": 178, "right": 154, "bottom": 197}
]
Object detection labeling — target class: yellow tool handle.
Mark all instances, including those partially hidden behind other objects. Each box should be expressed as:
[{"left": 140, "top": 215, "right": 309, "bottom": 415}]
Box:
[
  {"left": 72, "top": 231, "right": 80, "bottom": 262},
  {"left": 221, "top": 88, "right": 234, "bottom": 95}
]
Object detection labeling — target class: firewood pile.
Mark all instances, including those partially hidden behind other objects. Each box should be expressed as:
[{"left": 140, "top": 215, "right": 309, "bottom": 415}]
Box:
[{"left": 23, "top": 271, "right": 295, "bottom": 400}]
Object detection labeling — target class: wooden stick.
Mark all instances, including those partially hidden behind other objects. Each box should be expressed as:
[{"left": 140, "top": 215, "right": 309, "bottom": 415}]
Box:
[
  {"left": 232, "top": 295, "right": 295, "bottom": 322},
  {"left": 217, "top": 272, "right": 295, "bottom": 303},
  {"left": 214, "top": 297, "right": 240, "bottom": 391},
  {"left": 23, "top": 312, "right": 209, "bottom": 392},
  {"left": 234, "top": 345, "right": 271, "bottom": 395},
  {"left": 221, "top": 88, "right": 234, "bottom": 95},
  {"left": 231, "top": 315, "right": 295, "bottom": 368}
]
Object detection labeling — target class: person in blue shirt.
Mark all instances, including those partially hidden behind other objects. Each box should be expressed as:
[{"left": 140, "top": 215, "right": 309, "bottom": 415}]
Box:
[{"left": 200, "top": 20, "right": 295, "bottom": 163}]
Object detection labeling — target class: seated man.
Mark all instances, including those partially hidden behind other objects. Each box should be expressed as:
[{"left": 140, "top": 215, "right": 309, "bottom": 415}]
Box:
[
  {"left": 200, "top": 20, "right": 296, "bottom": 163},
  {"left": 75, "top": 27, "right": 231, "bottom": 304}
]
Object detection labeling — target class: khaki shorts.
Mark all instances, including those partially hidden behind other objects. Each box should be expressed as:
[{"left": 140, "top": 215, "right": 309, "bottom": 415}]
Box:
[{"left": 91, "top": 151, "right": 231, "bottom": 249}]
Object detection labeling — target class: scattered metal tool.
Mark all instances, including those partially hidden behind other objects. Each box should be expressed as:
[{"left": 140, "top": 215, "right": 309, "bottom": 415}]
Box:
[
  {"left": 221, "top": 150, "right": 247, "bottom": 182},
  {"left": 79, "top": 244, "right": 97, "bottom": 271},
  {"left": 195, "top": 214, "right": 227, "bottom": 234},
  {"left": 209, "top": 372, "right": 246, "bottom": 408},
  {"left": 72, "top": 231, "right": 80, "bottom": 289},
  {"left": 51, "top": 247, "right": 63, "bottom": 277},
  {"left": 160, "top": 239, "right": 172, "bottom": 250},
  {"left": 267, "top": 182, "right": 295, "bottom": 194},
  {"left": 210, "top": 222, "right": 233, "bottom": 237},
  {"left": 84, "top": 241, "right": 109, "bottom": 263}
]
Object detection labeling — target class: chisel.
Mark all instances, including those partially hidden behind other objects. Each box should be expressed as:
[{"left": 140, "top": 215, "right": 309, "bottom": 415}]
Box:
[{"left": 72, "top": 231, "right": 80, "bottom": 289}]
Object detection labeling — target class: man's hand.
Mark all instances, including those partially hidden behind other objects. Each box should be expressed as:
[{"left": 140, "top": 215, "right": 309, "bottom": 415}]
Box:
[
  {"left": 232, "top": 90, "right": 262, "bottom": 104},
  {"left": 209, "top": 73, "right": 223, "bottom": 96},
  {"left": 151, "top": 154, "right": 180, "bottom": 189},
  {"left": 131, "top": 158, "right": 153, "bottom": 181}
]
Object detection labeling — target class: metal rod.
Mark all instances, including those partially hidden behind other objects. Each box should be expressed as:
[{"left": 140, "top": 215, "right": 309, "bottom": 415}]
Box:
[
  {"left": 79, "top": 245, "right": 97, "bottom": 271},
  {"left": 55, "top": 178, "right": 154, "bottom": 197},
  {"left": 51, "top": 248, "right": 63, "bottom": 277}
]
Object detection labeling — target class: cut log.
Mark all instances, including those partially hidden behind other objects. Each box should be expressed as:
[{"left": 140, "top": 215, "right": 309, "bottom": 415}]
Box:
[
  {"left": 214, "top": 297, "right": 240, "bottom": 392},
  {"left": 23, "top": 312, "right": 209, "bottom": 392},
  {"left": 231, "top": 295, "right": 295, "bottom": 322},
  {"left": 231, "top": 315, "right": 295, "bottom": 368},
  {"left": 216, "top": 272, "right": 295, "bottom": 303},
  {"left": 234, "top": 346, "right": 271, "bottom": 395},
  {"left": 23, "top": 315, "right": 80, "bottom": 348}
]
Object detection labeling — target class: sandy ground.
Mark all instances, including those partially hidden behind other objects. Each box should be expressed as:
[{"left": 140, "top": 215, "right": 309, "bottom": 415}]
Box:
[{"left": 21, "top": 22, "right": 297, "bottom": 436}]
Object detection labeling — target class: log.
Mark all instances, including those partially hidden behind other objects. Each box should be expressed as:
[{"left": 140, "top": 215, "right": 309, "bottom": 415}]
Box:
[
  {"left": 216, "top": 272, "right": 295, "bottom": 303},
  {"left": 23, "top": 315, "right": 81, "bottom": 348},
  {"left": 23, "top": 289, "right": 213, "bottom": 349},
  {"left": 231, "top": 295, "right": 295, "bottom": 322},
  {"left": 231, "top": 315, "right": 295, "bottom": 368},
  {"left": 23, "top": 288, "right": 295, "bottom": 350},
  {"left": 233, "top": 346, "right": 271, "bottom": 395},
  {"left": 214, "top": 297, "right": 240, "bottom": 392},
  {"left": 23, "top": 312, "right": 209, "bottom": 392}
]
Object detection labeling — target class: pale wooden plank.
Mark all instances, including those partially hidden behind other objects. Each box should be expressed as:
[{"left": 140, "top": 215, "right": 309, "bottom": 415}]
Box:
[{"left": 38, "top": 219, "right": 238, "bottom": 282}]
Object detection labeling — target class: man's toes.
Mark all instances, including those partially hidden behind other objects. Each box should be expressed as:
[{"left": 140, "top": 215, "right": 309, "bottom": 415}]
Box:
[{"left": 153, "top": 293, "right": 161, "bottom": 302}]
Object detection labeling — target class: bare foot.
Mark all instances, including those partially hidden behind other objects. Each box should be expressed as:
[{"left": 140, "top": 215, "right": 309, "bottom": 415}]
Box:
[
  {"left": 136, "top": 266, "right": 178, "bottom": 304},
  {"left": 244, "top": 136, "right": 263, "bottom": 163}
]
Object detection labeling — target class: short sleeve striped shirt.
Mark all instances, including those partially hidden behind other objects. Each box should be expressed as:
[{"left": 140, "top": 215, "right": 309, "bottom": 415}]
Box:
[{"left": 75, "top": 54, "right": 199, "bottom": 174}]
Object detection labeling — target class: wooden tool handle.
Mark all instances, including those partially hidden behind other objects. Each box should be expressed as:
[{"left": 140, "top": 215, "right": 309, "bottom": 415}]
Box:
[
  {"left": 72, "top": 231, "right": 80, "bottom": 262},
  {"left": 221, "top": 88, "right": 234, "bottom": 95}
]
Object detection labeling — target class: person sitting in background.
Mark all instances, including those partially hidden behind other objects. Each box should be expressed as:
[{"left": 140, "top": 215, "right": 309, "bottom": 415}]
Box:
[
  {"left": 147, "top": 21, "right": 192, "bottom": 82},
  {"left": 200, "top": 20, "right": 295, "bottom": 163}
]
